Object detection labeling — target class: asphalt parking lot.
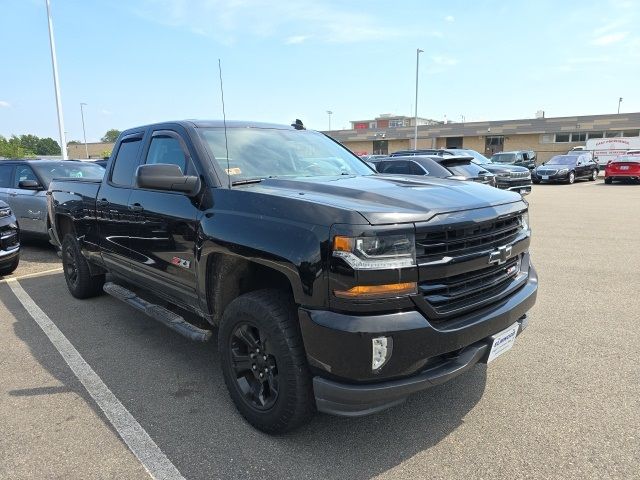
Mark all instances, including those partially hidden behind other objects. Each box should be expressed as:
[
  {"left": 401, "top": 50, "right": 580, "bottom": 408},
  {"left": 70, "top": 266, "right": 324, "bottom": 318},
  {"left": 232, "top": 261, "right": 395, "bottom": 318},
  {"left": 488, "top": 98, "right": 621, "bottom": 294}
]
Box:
[{"left": 1, "top": 180, "right": 639, "bottom": 480}]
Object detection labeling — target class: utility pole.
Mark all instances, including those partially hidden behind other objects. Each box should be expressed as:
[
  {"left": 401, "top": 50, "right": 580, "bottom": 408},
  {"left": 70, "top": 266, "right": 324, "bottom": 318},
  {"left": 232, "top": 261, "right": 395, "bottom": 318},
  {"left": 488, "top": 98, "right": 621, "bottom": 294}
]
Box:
[
  {"left": 45, "top": 0, "right": 67, "bottom": 159},
  {"left": 80, "top": 103, "right": 89, "bottom": 158},
  {"left": 414, "top": 48, "right": 423, "bottom": 150},
  {"left": 617, "top": 97, "right": 623, "bottom": 114},
  {"left": 326, "top": 110, "right": 333, "bottom": 131}
]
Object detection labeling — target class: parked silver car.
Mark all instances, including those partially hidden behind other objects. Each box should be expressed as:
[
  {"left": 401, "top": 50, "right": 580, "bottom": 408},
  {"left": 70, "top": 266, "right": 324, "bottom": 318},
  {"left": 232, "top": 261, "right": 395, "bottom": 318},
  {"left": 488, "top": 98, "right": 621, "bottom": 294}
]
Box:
[{"left": 0, "top": 160, "right": 105, "bottom": 236}]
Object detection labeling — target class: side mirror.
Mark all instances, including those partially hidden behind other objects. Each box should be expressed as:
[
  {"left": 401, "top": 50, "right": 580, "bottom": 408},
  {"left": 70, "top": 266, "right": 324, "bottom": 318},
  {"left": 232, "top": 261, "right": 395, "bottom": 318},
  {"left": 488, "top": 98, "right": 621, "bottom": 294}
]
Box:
[
  {"left": 19, "top": 179, "right": 43, "bottom": 190},
  {"left": 136, "top": 164, "right": 200, "bottom": 196}
]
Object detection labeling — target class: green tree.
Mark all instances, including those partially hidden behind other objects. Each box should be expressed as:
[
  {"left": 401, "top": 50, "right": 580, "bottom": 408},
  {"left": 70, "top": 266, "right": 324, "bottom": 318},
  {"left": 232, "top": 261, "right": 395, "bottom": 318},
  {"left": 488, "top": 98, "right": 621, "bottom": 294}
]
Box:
[
  {"left": 101, "top": 129, "right": 121, "bottom": 143},
  {"left": 0, "top": 135, "right": 29, "bottom": 158},
  {"left": 68, "top": 140, "right": 81, "bottom": 145},
  {"left": 36, "top": 137, "right": 61, "bottom": 155},
  {"left": 19, "top": 134, "right": 40, "bottom": 154}
]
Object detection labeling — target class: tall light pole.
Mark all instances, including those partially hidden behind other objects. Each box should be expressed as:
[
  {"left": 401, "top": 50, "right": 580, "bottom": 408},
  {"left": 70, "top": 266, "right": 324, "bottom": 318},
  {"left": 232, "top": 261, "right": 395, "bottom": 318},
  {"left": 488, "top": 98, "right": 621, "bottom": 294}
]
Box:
[
  {"left": 617, "top": 97, "right": 623, "bottom": 114},
  {"left": 326, "top": 110, "right": 333, "bottom": 131},
  {"left": 414, "top": 48, "right": 423, "bottom": 150},
  {"left": 80, "top": 102, "right": 89, "bottom": 158},
  {"left": 45, "top": 0, "right": 67, "bottom": 159}
]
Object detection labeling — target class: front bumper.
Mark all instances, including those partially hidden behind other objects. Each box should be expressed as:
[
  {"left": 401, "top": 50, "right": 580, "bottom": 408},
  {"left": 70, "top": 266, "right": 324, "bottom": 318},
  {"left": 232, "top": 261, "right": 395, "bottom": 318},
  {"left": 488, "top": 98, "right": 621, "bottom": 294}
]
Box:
[
  {"left": 533, "top": 172, "right": 569, "bottom": 182},
  {"left": 495, "top": 179, "right": 532, "bottom": 195},
  {"left": 300, "top": 264, "right": 538, "bottom": 416},
  {"left": 0, "top": 219, "right": 20, "bottom": 267}
]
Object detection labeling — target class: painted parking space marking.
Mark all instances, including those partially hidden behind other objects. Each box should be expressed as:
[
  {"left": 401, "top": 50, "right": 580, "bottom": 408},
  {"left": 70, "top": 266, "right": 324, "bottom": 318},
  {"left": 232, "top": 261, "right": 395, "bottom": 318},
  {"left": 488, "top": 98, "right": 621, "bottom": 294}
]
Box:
[{"left": 7, "top": 279, "right": 185, "bottom": 480}]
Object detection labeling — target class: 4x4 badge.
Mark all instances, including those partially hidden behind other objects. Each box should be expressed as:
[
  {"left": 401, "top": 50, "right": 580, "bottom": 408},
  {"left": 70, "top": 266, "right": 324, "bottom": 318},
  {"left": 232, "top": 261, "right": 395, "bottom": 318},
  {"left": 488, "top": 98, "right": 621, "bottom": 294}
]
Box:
[{"left": 489, "top": 245, "right": 512, "bottom": 265}]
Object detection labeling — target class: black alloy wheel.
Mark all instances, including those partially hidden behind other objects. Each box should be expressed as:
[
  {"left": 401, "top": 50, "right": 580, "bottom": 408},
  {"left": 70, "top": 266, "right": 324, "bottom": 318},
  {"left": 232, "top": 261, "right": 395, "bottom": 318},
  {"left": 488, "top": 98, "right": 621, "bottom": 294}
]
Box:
[
  {"left": 64, "top": 241, "right": 79, "bottom": 289},
  {"left": 229, "top": 322, "right": 279, "bottom": 410}
]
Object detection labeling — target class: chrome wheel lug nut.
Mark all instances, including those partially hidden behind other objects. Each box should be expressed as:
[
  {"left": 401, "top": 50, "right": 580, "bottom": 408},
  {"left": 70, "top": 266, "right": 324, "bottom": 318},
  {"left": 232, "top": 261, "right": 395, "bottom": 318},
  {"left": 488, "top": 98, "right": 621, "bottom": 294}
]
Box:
[
  {"left": 252, "top": 364, "right": 257, "bottom": 370},
  {"left": 263, "top": 355, "right": 267, "bottom": 361},
  {"left": 259, "top": 373, "right": 264, "bottom": 378}
]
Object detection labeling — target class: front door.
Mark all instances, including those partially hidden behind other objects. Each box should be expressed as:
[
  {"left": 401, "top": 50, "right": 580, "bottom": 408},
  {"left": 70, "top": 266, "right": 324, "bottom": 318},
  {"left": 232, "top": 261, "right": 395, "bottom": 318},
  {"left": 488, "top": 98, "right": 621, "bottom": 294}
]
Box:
[
  {"left": 0, "top": 164, "right": 13, "bottom": 206},
  {"left": 126, "top": 128, "right": 201, "bottom": 304},
  {"left": 96, "top": 132, "right": 144, "bottom": 273},
  {"left": 9, "top": 164, "right": 48, "bottom": 235}
]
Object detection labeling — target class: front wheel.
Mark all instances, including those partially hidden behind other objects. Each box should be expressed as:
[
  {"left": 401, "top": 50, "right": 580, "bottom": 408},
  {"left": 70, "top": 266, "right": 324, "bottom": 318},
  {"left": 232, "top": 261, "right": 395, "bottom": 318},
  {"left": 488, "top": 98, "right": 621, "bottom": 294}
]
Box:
[
  {"left": 567, "top": 171, "right": 575, "bottom": 184},
  {"left": 61, "top": 234, "right": 105, "bottom": 299},
  {"left": 218, "top": 289, "right": 315, "bottom": 433},
  {"left": 0, "top": 256, "right": 19, "bottom": 276},
  {"left": 590, "top": 169, "right": 598, "bottom": 181}
]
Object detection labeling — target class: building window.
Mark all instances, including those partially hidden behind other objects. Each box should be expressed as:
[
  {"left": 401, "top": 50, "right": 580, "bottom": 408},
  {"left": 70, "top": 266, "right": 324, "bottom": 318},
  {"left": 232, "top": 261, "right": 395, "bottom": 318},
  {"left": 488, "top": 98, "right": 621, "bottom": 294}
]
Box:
[
  {"left": 555, "top": 133, "right": 570, "bottom": 142},
  {"left": 605, "top": 131, "right": 622, "bottom": 138},
  {"left": 369, "top": 122, "right": 377, "bottom": 129},
  {"left": 587, "top": 132, "right": 603, "bottom": 139},
  {"left": 623, "top": 130, "right": 639, "bottom": 137},
  {"left": 373, "top": 140, "right": 388, "bottom": 155},
  {"left": 571, "top": 132, "right": 586, "bottom": 142},
  {"left": 354, "top": 123, "right": 368, "bottom": 129},
  {"left": 388, "top": 119, "right": 405, "bottom": 127}
]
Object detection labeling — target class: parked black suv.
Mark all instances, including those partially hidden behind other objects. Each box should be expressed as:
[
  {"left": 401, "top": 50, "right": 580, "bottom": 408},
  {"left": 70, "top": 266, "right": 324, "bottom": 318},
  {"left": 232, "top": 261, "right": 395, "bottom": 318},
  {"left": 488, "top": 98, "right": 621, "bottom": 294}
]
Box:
[
  {"left": 49, "top": 120, "right": 538, "bottom": 433},
  {"left": 0, "top": 201, "right": 20, "bottom": 275}
]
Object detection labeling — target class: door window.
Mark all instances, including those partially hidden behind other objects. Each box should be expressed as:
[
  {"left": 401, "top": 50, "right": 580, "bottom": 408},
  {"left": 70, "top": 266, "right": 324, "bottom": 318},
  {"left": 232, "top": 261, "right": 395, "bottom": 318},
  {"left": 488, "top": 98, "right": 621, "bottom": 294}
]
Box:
[
  {"left": 145, "top": 135, "right": 188, "bottom": 174},
  {"left": 408, "top": 161, "right": 426, "bottom": 175},
  {"left": 111, "top": 138, "right": 143, "bottom": 186},
  {"left": 0, "top": 165, "right": 13, "bottom": 188},
  {"left": 378, "top": 161, "right": 410, "bottom": 174},
  {"left": 13, "top": 165, "right": 38, "bottom": 187}
]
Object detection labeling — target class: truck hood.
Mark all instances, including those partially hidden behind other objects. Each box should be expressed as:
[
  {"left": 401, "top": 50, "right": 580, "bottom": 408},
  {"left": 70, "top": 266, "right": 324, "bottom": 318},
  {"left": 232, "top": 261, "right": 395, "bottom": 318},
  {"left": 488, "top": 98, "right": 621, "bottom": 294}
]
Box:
[{"left": 245, "top": 174, "right": 524, "bottom": 225}]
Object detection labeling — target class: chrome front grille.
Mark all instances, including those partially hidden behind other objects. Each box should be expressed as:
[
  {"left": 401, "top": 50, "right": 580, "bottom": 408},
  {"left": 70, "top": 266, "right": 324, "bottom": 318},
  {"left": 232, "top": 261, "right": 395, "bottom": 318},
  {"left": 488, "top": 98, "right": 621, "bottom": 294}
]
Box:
[{"left": 537, "top": 169, "right": 558, "bottom": 176}]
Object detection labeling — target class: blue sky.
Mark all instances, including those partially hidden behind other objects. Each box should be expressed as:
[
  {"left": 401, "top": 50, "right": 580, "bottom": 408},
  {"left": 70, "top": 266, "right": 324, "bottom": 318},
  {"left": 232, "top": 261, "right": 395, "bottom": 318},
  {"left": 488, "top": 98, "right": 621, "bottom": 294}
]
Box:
[{"left": 1, "top": 0, "right": 639, "bottom": 142}]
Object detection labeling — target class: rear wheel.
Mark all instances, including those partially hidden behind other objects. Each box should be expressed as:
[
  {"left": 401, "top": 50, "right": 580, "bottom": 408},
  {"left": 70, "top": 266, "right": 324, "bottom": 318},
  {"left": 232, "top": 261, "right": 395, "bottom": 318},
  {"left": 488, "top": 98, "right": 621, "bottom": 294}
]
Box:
[
  {"left": 219, "top": 289, "right": 315, "bottom": 433},
  {"left": 590, "top": 169, "right": 598, "bottom": 181},
  {"left": 567, "top": 171, "right": 575, "bottom": 184},
  {"left": 61, "top": 234, "right": 105, "bottom": 299}
]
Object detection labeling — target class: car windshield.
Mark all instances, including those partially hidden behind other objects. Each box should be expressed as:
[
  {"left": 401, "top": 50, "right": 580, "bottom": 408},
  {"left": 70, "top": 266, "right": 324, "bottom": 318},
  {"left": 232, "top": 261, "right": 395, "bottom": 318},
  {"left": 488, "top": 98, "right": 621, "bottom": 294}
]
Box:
[
  {"left": 32, "top": 162, "right": 105, "bottom": 187},
  {"left": 491, "top": 153, "right": 516, "bottom": 163},
  {"left": 545, "top": 156, "right": 577, "bottom": 165},
  {"left": 446, "top": 162, "right": 486, "bottom": 177},
  {"left": 198, "top": 127, "right": 373, "bottom": 182},
  {"left": 613, "top": 156, "right": 640, "bottom": 163},
  {"left": 455, "top": 149, "right": 491, "bottom": 164}
]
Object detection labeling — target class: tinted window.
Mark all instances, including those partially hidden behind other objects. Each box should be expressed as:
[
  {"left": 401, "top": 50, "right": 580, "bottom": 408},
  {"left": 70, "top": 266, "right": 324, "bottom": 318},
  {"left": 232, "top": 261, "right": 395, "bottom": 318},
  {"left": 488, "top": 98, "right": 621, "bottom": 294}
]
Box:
[
  {"left": 146, "top": 135, "right": 187, "bottom": 173},
  {"left": 0, "top": 165, "right": 13, "bottom": 188},
  {"left": 31, "top": 162, "right": 105, "bottom": 187},
  {"left": 447, "top": 163, "right": 486, "bottom": 177},
  {"left": 378, "top": 161, "right": 412, "bottom": 174},
  {"left": 14, "top": 165, "right": 38, "bottom": 187},
  {"left": 111, "top": 138, "right": 142, "bottom": 186},
  {"left": 547, "top": 155, "right": 577, "bottom": 165}
]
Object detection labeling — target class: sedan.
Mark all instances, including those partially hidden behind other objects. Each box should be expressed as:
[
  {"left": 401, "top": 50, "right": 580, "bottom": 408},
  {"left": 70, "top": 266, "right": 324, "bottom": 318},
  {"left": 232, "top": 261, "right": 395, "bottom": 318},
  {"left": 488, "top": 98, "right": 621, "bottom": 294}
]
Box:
[
  {"left": 605, "top": 153, "right": 640, "bottom": 184},
  {"left": 532, "top": 154, "right": 599, "bottom": 184},
  {"left": 0, "top": 201, "right": 20, "bottom": 275}
]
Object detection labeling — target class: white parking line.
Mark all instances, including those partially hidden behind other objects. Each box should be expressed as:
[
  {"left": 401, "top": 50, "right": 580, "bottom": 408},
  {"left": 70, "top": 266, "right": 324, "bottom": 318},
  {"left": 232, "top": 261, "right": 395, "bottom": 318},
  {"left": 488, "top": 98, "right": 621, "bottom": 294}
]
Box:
[
  {"left": 0, "top": 267, "right": 64, "bottom": 284},
  {"left": 7, "top": 279, "right": 185, "bottom": 480}
]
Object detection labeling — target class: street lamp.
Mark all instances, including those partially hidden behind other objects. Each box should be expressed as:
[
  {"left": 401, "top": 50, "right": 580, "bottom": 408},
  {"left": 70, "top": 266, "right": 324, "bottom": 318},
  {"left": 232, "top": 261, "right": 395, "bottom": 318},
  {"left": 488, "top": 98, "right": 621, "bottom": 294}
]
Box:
[
  {"left": 618, "top": 97, "right": 623, "bottom": 114},
  {"left": 80, "top": 102, "right": 89, "bottom": 159},
  {"left": 414, "top": 48, "right": 423, "bottom": 150},
  {"left": 45, "top": 0, "right": 67, "bottom": 159},
  {"left": 327, "top": 110, "right": 333, "bottom": 131}
]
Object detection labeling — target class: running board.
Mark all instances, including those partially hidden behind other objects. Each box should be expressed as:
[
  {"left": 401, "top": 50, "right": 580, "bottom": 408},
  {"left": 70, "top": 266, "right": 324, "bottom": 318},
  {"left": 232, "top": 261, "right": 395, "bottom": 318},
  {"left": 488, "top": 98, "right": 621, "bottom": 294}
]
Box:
[{"left": 103, "top": 282, "right": 212, "bottom": 342}]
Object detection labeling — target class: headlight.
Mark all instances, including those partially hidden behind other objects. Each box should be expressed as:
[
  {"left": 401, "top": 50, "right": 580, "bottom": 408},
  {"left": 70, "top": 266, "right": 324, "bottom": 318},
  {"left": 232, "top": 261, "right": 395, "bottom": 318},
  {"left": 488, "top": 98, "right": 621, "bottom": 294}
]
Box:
[
  {"left": 0, "top": 208, "right": 11, "bottom": 218},
  {"left": 333, "top": 233, "right": 416, "bottom": 270},
  {"left": 558, "top": 168, "right": 569, "bottom": 174},
  {"left": 521, "top": 211, "right": 530, "bottom": 231}
]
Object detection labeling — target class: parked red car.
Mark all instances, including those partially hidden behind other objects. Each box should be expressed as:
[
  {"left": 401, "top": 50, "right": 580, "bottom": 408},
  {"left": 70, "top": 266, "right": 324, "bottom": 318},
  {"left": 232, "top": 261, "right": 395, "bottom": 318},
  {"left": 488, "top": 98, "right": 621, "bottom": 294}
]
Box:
[{"left": 605, "top": 151, "right": 640, "bottom": 184}]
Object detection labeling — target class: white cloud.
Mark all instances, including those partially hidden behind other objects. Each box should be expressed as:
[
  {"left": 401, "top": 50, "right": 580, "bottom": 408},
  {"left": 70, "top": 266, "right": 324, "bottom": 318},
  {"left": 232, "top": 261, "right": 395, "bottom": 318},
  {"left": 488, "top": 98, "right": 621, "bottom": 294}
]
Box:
[
  {"left": 100, "top": 109, "right": 113, "bottom": 115},
  {"left": 591, "top": 32, "right": 628, "bottom": 45},
  {"left": 431, "top": 55, "right": 458, "bottom": 66},
  {"left": 444, "top": 15, "right": 454, "bottom": 22},
  {"left": 285, "top": 35, "right": 309, "bottom": 45},
  {"left": 0, "top": 100, "right": 10, "bottom": 108},
  {"left": 134, "top": 0, "right": 411, "bottom": 44}
]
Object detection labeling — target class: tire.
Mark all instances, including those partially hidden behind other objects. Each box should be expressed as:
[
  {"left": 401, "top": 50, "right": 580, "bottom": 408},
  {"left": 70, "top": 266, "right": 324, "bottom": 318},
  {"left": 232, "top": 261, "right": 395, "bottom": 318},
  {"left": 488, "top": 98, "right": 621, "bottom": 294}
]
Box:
[
  {"left": 61, "top": 234, "right": 105, "bottom": 299},
  {"left": 590, "top": 170, "right": 598, "bottom": 181},
  {"left": 604, "top": 177, "right": 612, "bottom": 184},
  {"left": 567, "top": 171, "right": 575, "bottom": 184},
  {"left": 0, "top": 256, "right": 19, "bottom": 276},
  {"left": 218, "top": 289, "right": 315, "bottom": 433},
  {"left": 532, "top": 179, "right": 541, "bottom": 184}
]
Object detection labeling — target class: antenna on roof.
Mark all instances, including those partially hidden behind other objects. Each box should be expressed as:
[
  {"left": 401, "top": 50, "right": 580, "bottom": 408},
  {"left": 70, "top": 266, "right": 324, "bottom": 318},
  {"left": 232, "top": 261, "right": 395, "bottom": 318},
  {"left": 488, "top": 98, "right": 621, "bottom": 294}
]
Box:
[{"left": 218, "top": 58, "right": 231, "bottom": 188}]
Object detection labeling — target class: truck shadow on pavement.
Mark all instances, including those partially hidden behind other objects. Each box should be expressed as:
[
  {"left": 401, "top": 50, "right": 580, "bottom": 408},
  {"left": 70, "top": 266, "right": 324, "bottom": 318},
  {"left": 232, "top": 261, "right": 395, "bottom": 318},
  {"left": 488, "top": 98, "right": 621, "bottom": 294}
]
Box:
[{"left": 5, "top": 274, "right": 487, "bottom": 480}]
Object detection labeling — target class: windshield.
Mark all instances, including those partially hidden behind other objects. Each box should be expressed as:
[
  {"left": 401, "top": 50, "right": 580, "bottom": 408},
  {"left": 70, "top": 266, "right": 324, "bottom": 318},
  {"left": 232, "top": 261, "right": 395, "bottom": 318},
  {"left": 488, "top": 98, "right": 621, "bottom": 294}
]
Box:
[
  {"left": 546, "top": 155, "right": 577, "bottom": 165},
  {"left": 491, "top": 153, "right": 516, "bottom": 163},
  {"left": 455, "top": 149, "right": 491, "bottom": 164},
  {"left": 446, "top": 162, "right": 486, "bottom": 177},
  {"left": 613, "top": 156, "right": 640, "bottom": 163},
  {"left": 198, "top": 127, "right": 373, "bottom": 182},
  {"left": 32, "top": 162, "right": 105, "bottom": 187}
]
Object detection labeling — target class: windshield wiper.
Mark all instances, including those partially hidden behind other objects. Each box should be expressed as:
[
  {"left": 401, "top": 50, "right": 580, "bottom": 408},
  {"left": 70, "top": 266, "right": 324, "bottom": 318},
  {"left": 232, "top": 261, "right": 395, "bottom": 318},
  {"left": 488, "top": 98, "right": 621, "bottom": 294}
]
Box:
[{"left": 231, "top": 175, "right": 279, "bottom": 186}]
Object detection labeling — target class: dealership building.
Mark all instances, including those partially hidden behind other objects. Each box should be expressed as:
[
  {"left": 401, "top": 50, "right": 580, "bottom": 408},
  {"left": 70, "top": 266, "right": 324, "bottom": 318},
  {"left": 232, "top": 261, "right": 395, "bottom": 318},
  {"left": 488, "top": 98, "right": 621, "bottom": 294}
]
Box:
[{"left": 325, "top": 112, "right": 640, "bottom": 163}]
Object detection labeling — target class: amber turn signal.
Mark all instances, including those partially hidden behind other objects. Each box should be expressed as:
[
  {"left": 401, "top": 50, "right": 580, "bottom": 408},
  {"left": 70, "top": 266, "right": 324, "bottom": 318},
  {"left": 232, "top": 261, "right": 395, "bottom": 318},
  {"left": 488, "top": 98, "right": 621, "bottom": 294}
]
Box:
[{"left": 334, "top": 282, "right": 417, "bottom": 299}]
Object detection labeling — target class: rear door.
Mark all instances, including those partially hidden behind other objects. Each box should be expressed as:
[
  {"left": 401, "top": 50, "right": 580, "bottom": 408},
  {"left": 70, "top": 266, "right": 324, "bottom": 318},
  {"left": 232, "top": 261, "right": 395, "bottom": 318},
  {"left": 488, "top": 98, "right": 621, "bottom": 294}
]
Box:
[
  {"left": 96, "top": 132, "right": 145, "bottom": 273},
  {"left": 9, "top": 164, "right": 48, "bottom": 235},
  {"left": 126, "top": 127, "right": 201, "bottom": 304}
]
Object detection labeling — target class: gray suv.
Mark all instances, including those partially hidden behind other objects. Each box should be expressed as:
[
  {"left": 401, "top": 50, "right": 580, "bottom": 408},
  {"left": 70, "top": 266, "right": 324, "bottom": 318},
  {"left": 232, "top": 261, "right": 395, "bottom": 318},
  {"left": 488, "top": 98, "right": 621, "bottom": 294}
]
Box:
[{"left": 0, "top": 159, "right": 104, "bottom": 237}]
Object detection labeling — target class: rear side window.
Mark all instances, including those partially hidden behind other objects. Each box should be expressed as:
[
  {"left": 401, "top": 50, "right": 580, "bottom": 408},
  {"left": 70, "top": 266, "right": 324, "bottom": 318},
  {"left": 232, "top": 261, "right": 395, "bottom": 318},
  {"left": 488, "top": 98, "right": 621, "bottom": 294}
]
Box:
[
  {"left": 0, "top": 165, "right": 13, "bottom": 188},
  {"left": 111, "top": 138, "right": 142, "bottom": 186},
  {"left": 378, "top": 161, "right": 410, "bottom": 174},
  {"left": 145, "top": 136, "right": 187, "bottom": 173}
]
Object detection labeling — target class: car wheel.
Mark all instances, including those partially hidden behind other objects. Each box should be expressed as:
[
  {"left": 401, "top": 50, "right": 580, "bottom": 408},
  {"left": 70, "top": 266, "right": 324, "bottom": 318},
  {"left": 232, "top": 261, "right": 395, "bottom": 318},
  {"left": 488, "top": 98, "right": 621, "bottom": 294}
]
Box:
[
  {"left": 61, "top": 234, "right": 105, "bottom": 299},
  {"left": 590, "top": 170, "right": 598, "bottom": 181},
  {"left": 0, "top": 256, "right": 19, "bottom": 276},
  {"left": 604, "top": 177, "right": 613, "bottom": 184},
  {"left": 567, "top": 171, "right": 575, "bottom": 184},
  {"left": 532, "top": 179, "right": 541, "bottom": 184},
  {"left": 219, "top": 289, "right": 315, "bottom": 433}
]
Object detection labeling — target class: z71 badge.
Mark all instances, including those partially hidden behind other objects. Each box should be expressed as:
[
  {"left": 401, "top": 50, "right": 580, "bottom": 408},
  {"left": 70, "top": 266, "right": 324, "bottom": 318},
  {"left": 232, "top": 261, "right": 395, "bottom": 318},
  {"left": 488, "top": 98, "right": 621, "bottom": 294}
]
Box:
[{"left": 170, "top": 257, "right": 191, "bottom": 269}]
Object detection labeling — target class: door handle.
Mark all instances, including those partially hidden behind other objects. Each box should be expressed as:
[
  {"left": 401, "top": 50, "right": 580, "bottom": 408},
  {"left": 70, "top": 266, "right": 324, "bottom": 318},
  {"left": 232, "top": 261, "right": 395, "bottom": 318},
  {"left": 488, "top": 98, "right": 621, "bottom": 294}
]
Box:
[{"left": 129, "top": 203, "right": 144, "bottom": 213}]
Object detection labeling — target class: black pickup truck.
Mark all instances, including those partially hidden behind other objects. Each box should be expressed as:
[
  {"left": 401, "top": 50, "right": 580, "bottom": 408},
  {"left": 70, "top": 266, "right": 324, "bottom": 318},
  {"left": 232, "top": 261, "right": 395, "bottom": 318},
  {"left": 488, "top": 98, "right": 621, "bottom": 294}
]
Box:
[{"left": 48, "top": 120, "right": 538, "bottom": 433}]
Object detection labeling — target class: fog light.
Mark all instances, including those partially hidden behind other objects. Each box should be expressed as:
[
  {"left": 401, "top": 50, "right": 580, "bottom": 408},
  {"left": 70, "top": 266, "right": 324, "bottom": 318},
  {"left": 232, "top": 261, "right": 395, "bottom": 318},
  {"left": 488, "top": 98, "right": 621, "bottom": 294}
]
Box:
[{"left": 372, "top": 336, "right": 392, "bottom": 371}]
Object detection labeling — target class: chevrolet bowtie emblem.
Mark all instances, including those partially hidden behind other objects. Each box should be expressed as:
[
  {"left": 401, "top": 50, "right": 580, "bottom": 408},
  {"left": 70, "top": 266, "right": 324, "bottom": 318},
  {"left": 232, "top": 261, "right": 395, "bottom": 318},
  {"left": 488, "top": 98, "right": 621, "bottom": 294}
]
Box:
[{"left": 489, "top": 245, "right": 512, "bottom": 265}]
